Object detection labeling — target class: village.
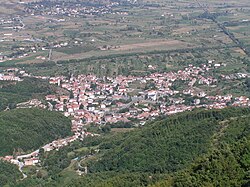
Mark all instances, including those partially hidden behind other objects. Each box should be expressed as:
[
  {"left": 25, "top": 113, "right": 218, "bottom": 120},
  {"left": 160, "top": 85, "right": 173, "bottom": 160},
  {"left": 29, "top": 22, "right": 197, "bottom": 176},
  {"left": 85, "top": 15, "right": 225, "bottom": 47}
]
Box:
[
  {"left": 46, "top": 60, "right": 250, "bottom": 127},
  {"left": 1, "top": 59, "right": 250, "bottom": 172}
]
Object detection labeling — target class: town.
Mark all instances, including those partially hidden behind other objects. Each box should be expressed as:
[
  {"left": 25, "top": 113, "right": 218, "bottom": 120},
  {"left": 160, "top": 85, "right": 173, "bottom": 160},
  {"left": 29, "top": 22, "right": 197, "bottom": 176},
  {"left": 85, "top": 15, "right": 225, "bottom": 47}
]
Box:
[{"left": 1, "top": 60, "right": 250, "bottom": 130}]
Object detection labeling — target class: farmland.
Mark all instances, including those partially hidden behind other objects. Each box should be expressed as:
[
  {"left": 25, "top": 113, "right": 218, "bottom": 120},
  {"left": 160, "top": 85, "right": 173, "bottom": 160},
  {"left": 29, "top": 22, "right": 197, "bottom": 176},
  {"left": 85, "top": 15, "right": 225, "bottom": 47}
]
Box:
[{"left": 0, "top": 0, "right": 249, "bottom": 66}]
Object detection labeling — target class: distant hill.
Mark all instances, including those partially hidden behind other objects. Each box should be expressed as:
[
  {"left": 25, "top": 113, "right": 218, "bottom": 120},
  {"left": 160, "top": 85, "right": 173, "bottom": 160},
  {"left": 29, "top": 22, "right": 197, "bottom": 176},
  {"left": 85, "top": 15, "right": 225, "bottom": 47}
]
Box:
[{"left": 0, "top": 108, "right": 72, "bottom": 156}]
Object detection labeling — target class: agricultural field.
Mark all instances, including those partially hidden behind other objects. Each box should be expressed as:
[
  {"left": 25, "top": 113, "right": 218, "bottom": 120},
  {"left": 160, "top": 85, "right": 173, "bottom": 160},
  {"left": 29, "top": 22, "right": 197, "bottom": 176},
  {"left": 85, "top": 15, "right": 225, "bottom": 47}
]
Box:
[
  {"left": 0, "top": 0, "right": 249, "bottom": 64},
  {"left": 0, "top": 0, "right": 250, "bottom": 94}
]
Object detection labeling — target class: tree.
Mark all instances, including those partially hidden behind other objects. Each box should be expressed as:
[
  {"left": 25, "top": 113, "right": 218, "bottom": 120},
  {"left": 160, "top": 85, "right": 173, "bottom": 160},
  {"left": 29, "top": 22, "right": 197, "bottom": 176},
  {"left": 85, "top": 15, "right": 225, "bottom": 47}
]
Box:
[
  {"left": 101, "top": 125, "right": 111, "bottom": 133},
  {"left": 69, "top": 91, "right": 74, "bottom": 99},
  {"left": 79, "top": 104, "right": 84, "bottom": 109}
]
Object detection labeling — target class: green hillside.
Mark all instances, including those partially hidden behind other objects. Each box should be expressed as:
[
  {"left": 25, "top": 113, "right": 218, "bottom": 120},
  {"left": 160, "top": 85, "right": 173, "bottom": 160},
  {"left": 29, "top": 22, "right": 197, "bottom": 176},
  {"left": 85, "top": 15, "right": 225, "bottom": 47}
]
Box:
[
  {"left": 0, "top": 77, "right": 56, "bottom": 111},
  {"left": 0, "top": 160, "right": 22, "bottom": 187},
  {"left": 11, "top": 107, "right": 250, "bottom": 187},
  {"left": 85, "top": 108, "right": 249, "bottom": 174},
  {"left": 152, "top": 116, "right": 250, "bottom": 187},
  {"left": 0, "top": 108, "right": 72, "bottom": 156}
]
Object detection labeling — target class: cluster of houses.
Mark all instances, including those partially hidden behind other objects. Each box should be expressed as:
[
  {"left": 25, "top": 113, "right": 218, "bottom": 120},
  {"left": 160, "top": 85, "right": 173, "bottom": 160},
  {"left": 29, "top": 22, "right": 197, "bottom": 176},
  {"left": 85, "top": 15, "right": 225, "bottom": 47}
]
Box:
[
  {"left": 16, "top": 99, "right": 46, "bottom": 109},
  {"left": 0, "top": 68, "right": 23, "bottom": 82},
  {"left": 222, "top": 72, "right": 248, "bottom": 80},
  {"left": 45, "top": 61, "right": 249, "bottom": 127},
  {"left": 0, "top": 126, "right": 98, "bottom": 168},
  {"left": 0, "top": 73, "right": 22, "bottom": 82},
  {"left": 25, "top": 1, "right": 127, "bottom": 17},
  {"left": 0, "top": 16, "right": 23, "bottom": 31},
  {"left": 1, "top": 151, "right": 39, "bottom": 167},
  {"left": 0, "top": 16, "right": 24, "bottom": 61}
]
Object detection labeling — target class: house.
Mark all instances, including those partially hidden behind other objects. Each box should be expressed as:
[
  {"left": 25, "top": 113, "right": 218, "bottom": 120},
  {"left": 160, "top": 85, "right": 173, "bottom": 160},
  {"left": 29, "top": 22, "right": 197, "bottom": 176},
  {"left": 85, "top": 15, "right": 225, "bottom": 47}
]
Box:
[
  {"left": 43, "top": 144, "right": 53, "bottom": 152},
  {"left": 45, "top": 95, "right": 57, "bottom": 101},
  {"left": 2, "top": 156, "right": 13, "bottom": 161},
  {"left": 148, "top": 90, "right": 157, "bottom": 101},
  {"left": 55, "top": 104, "right": 64, "bottom": 111},
  {"left": 60, "top": 95, "right": 70, "bottom": 102},
  {"left": 24, "top": 158, "right": 39, "bottom": 166}
]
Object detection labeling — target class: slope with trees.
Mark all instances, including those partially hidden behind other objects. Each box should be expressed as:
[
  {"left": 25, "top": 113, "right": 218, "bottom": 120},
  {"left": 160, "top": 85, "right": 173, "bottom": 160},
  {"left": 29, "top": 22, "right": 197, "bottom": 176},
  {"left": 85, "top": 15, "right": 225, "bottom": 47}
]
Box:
[
  {"left": 12, "top": 107, "right": 250, "bottom": 187},
  {"left": 0, "top": 77, "right": 56, "bottom": 111},
  {"left": 0, "top": 108, "right": 72, "bottom": 156},
  {"left": 0, "top": 160, "right": 22, "bottom": 187}
]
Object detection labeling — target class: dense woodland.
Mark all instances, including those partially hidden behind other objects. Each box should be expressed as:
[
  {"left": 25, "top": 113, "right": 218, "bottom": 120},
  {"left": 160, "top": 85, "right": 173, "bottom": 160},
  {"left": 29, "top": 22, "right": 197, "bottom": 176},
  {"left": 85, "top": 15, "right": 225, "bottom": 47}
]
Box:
[
  {"left": 0, "top": 160, "right": 22, "bottom": 187},
  {"left": 8, "top": 107, "right": 250, "bottom": 187},
  {"left": 0, "top": 108, "right": 72, "bottom": 156}
]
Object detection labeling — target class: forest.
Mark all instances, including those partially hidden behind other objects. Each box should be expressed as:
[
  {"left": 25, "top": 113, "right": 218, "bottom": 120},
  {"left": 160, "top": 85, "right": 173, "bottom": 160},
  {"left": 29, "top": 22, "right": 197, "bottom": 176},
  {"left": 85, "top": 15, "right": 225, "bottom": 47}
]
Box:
[
  {"left": 0, "top": 108, "right": 72, "bottom": 156},
  {"left": 0, "top": 160, "right": 22, "bottom": 187}
]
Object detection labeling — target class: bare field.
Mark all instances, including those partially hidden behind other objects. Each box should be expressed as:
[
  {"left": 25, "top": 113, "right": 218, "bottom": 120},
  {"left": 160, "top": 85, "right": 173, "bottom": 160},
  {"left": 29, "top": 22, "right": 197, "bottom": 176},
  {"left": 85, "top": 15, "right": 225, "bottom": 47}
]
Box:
[
  {"left": 173, "top": 25, "right": 212, "bottom": 35},
  {"left": 112, "top": 40, "right": 191, "bottom": 51},
  {"left": 51, "top": 39, "right": 197, "bottom": 62},
  {"left": 233, "top": 48, "right": 246, "bottom": 55}
]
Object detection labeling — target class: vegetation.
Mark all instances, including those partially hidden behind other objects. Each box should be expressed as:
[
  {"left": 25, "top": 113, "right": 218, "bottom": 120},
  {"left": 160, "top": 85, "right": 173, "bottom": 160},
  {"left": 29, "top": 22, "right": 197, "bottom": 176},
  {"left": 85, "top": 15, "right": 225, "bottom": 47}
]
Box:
[
  {"left": 0, "top": 77, "right": 56, "bottom": 111},
  {"left": 152, "top": 116, "right": 250, "bottom": 187},
  {"left": 0, "top": 108, "right": 72, "bottom": 156},
  {"left": 0, "top": 160, "right": 22, "bottom": 187},
  {"left": 12, "top": 107, "right": 250, "bottom": 187}
]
